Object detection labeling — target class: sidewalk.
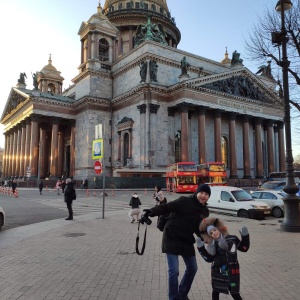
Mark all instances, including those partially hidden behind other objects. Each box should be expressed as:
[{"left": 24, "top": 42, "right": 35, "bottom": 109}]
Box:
[{"left": 0, "top": 198, "right": 300, "bottom": 299}]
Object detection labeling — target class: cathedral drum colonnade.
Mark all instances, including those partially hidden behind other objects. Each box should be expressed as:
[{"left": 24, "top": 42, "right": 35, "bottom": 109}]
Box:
[{"left": 0, "top": 1, "right": 286, "bottom": 182}]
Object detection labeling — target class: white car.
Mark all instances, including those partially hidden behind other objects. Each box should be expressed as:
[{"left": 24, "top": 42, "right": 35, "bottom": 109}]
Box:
[
  {"left": 207, "top": 186, "right": 271, "bottom": 219},
  {"left": 0, "top": 206, "right": 5, "bottom": 230},
  {"left": 250, "top": 190, "right": 285, "bottom": 218}
]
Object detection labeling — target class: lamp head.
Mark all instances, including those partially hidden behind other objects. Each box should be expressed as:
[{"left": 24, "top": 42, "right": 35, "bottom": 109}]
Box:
[{"left": 275, "top": 0, "right": 293, "bottom": 12}]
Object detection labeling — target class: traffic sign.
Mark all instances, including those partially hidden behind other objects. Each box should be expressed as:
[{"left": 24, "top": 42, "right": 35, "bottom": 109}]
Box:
[{"left": 94, "top": 160, "right": 102, "bottom": 175}]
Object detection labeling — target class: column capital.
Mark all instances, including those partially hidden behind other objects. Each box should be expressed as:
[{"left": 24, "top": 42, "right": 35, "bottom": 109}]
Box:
[
  {"left": 197, "top": 106, "right": 207, "bottom": 115},
  {"left": 229, "top": 112, "right": 237, "bottom": 120},
  {"left": 265, "top": 120, "right": 274, "bottom": 127},
  {"left": 277, "top": 121, "right": 284, "bottom": 129},
  {"left": 150, "top": 103, "right": 160, "bottom": 114},
  {"left": 214, "top": 109, "right": 222, "bottom": 118},
  {"left": 49, "top": 117, "right": 62, "bottom": 125},
  {"left": 30, "top": 114, "right": 42, "bottom": 122},
  {"left": 240, "top": 114, "right": 251, "bottom": 122},
  {"left": 168, "top": 107, "right": 176, "bottom": 117},
  {"left": 254, "top": 117, "right": 263, "bottom": 125},
  {"left": 178, "top": 102, "right": 190, "bottom": 113},
  {"left": 137, "top": 104, "right": 146, "bottom": 114}
]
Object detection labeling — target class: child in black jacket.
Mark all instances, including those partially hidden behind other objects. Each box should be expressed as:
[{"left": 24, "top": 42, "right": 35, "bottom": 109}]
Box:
[{"left": 196, "top": 217, "right": 250, "bottom": 300}]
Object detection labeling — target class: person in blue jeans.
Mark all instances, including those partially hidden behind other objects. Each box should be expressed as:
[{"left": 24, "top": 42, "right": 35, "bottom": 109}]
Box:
[{"left": 143, "top": 184, "right": 210, "bottom": 300}]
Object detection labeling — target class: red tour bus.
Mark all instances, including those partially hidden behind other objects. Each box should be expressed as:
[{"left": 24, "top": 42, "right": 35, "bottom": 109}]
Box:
[
  {"left": 166, "top": 162, "right": 199, "bottom": 193},
  {"left": 196, "top": 162, "right": 227, "bottom": 186}
]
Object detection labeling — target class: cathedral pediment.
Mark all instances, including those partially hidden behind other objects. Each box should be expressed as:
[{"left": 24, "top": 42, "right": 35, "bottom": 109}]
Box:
[
  {"left": 191, "top": 68, "right": 281, "bottom": 106},
  {"left": 0, "top": 88, "right": 30, "bottom": 121}
]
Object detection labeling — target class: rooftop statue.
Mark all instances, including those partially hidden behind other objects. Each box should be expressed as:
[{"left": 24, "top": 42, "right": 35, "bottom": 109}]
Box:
[
  {"left": 134, "top": 17, "right": 167, "bottom": 47},
  {"left": 180, "top": 56, "right": 190, "bottom": 76},
  {"left": 18, "top": 72, "right": 27, "bottom": 84},
  {"left": 231, "top": 50, "right": 243, "bottom": 67},
  {"left": 32, "top": 72, "right": 39, "bottom": 89},
  {"left": 256, "top": 61, "right": 273, "bottom": 78}
]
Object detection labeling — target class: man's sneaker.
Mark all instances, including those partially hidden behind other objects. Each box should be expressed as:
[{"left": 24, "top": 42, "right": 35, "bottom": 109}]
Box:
[{"left": 131, "top": 219, "right": 135, "bottom": 223}]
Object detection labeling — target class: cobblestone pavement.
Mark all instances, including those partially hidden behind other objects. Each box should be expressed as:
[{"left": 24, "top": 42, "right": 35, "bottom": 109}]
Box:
[{"left": 0, "top": 191, "right": 300, "bottom": 300}]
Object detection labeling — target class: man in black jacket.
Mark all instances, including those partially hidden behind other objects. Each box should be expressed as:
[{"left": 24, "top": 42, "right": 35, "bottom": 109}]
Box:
[
  {"left": 64, "top": 178, "right": 76, "bottom": 220},
  {"left": 143, "top": 184, "right": 211, "bottom": 300}
]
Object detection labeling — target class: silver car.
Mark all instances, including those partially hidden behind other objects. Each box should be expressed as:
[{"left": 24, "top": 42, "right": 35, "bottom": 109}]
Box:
[
  {"left": 251, "top": 190, "right": 285, "bottom": 218},
  {"left": 0, "top": 206, "right": 5, "bottom": 230}
]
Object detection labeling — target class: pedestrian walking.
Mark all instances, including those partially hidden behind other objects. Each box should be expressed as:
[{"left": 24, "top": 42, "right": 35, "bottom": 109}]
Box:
[
  {"left": 55, "top": 180, "right": 61, "bottom": 195},
  {"left": 39, "top": 181, "right": 44, "bottom": 195},
  {"left": 11, "top": 180, "right": 17, "bottom": 194},
  {"left": 64, "top": 178, "right": 76, "bottom": 220},
  {"left": 196, "top": 217, "right": 250, "bottom": 300},
  {"left": 142, "top": 184, "right": 211, "bottom": 300},
  {"left": 128, "top": 192, "right": 141, "bottom": 223}
]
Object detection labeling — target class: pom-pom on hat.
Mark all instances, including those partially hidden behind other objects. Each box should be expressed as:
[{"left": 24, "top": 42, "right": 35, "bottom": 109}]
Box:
[{"left": 196, "top": 184, "right": 211, "bottom": 197}]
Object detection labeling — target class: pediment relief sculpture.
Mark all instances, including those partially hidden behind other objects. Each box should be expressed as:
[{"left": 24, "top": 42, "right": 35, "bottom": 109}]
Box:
[
  {"left": 202, "top": 75, "right": 273, "bottom": 103},
  {"left": 5, "top": 91, "right": 27, "bottom": 115}
]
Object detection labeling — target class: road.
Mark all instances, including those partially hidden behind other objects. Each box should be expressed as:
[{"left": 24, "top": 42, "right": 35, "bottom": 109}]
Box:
[
  {"left": 0, "top": 187, "right": 280, "bottom": 232},
  {"left": 0, "top": 188, "right": 158, "bottom": 231}
]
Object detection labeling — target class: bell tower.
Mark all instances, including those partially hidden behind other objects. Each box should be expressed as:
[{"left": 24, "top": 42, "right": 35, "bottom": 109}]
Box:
[
  {"left": 77, "top": 2, "right": 119, "bottom": 74},
  {"left": 37, "top": 55, "right": 64, "bottom": 95}
]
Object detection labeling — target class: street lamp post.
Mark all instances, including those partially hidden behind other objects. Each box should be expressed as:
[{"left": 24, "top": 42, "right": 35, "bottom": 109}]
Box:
[{"left": 274, "top": 0, "right": 300, "bottom": 232}]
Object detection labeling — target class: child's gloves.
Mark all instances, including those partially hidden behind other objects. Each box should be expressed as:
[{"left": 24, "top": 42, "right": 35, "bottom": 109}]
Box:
[
  {"left": 196, "top": 237, "right": 204, "bottom": 248},
  {"left": 218, "top": 236, "right": 228, "bottom": 250},
  {"left": 206, "top": 240, "right": 216, "bottom": 256},
  {"left": 239, "top": 226, "right": 249, "bottom": 236}
]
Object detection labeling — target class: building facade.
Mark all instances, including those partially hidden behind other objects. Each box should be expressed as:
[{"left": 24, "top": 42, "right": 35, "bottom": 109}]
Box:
[{"left": 0, "top": 0, "right": 285, "bottom": 182}]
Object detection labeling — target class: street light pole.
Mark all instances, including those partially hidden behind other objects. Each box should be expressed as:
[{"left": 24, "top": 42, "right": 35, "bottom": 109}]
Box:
[{"left": 275, "top": 0, "right": 300, "bottom": 232}]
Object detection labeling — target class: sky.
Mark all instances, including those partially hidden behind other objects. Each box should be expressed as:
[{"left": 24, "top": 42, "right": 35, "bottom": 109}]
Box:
[{"left": 1, "top": 0, "right": 299, "bottom": 155}]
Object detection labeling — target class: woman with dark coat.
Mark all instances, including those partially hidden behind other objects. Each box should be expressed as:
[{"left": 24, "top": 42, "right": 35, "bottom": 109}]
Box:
[
  {"left": 64, "top": 178, "right": 76, "bottom": 220},
  {"left": 143, "top": 184, "right": 211, "bottom": 300},
  {"left": 196, "top": 217, "right": 250, "bottom": 300}
]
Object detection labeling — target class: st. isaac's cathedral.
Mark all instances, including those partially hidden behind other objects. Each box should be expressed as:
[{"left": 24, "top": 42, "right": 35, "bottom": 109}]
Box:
[{"left": 0, "top": 0, "right": 285, "bottom": 183}]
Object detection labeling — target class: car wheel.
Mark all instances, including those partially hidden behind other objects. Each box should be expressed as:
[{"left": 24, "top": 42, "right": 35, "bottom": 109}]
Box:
[
  {"left": 272, "top": 207, "right": 284, "bottom": 218},
  {"left": 0, "top": 213, "right": 3, "bottom": 231},
  {"left": 238, "top": 210, "right": 250, "bottom": 218}
]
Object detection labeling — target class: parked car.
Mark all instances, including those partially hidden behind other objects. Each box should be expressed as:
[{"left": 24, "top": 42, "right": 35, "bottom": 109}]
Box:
[
  {"left": 207, "top": 186, "right": 271, "bottom": 219},
  {"left": 0, "top": 206, "right": 5, "bottom": 231},
  {"left": 258, "top": 181, "right": 286, "bottom": 191},
  {"left": 250, "top": 190, "right": 285, "bottom": 218}
]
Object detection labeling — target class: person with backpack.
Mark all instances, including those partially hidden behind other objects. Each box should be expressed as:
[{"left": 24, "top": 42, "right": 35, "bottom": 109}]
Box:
[
  {"left": 64, "top": 178, "right": 76, "bottom": 220},
  {"left": 128, "top": 192, "right": 142, "bottom": 223}
]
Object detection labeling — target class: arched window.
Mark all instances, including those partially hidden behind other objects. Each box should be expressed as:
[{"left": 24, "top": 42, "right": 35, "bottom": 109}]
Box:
[
  {"left": 221, "top": 136, "right": 228, "bottom": 167},
  {"left": 47, "top": 83, "right": 55, "bottom": 94},
  {"left": 123, "top": 133, "right": 129, "bottom": 166},
  {"left": 151, "top": 4, "right": 156, "bottom": 11},
  {"left": 98, "top": 38, "right": 109, "bottom": 62}
]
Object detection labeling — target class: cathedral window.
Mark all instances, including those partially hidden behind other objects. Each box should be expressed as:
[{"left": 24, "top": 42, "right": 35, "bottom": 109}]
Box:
[
  {"left": 175, "top": 130, "right": 181, "bottom": 163},
  {"left": 98, "top": 38, "right": 109, "bottom": 62},
  {"left": 123, "top": 133, "right": 129, "bottom": 166}
]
